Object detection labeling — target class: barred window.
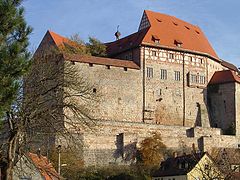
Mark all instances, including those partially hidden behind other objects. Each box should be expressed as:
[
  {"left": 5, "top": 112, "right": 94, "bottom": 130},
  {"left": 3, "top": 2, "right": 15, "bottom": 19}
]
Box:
[
  {"left": 199, "top": 76, "right": 206, "bottom": 84},
  {"left": 152, "top": 51, "right": 157, "bottom": 56},
  {"left": 174, "top": 71, "right": 180, "bottom": 81},
  {"left": 191, "top": 74, "right": 197, "bottom": 83},
  {"left": 160, "top": 69, "right": 167, "bottom": 80},
  {"left": 146, "top": 67, "right": 153, "bottom": 78},
  {"left": 169, "top": 53, "right": 174, "bottom": 59}
]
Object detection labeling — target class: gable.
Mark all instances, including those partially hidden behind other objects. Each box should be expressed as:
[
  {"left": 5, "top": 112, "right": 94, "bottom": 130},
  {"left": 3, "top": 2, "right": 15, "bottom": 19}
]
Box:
[{"left": 138, "top": 11, "right": 150, "bottom": 31}]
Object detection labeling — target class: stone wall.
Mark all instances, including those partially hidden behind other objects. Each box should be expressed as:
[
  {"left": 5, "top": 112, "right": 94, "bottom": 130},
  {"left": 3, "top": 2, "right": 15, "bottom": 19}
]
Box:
[
  {"left": 235, "top": 83, "right": 240, "bottom": 136},
  {"left": 140, "top": 46, "right": 219, "bottom": 127},
  {"left": 80, "top": 120, "right": 240, "bottom": 166},
  {"left": 69, "top": 62, "right": 143, "bottom": 122},
  {"left": 208, "top": 82, "right": 236, "bottom": 134}
]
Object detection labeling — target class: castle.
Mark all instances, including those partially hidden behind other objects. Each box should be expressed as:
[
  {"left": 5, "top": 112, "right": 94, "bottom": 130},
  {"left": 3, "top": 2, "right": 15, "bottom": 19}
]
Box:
[{"left": 29, "top": 10, "right": 240, "bottom": 166}]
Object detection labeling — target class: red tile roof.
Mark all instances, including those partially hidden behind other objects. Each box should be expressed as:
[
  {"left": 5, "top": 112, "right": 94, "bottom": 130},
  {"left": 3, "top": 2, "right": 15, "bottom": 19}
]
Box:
[
  {"left": 142, "top": 10, "right": 219, "bottom": 60},
  {"left": 28, "top": 153, "right": 60, "bottom": 180},
  {"left": 63, "top": 54, "right": 140, "bottom": 69},
  {"left": 209, "top": 70, "right": 240, "bottom": 85},
  {"left": 106, "top": 10, "right": 219, "bottom": 61},
  {"left": 106, "top": 28, "right": 149, "bottom": 56},
  {"left": 221, "top": 59, "right": 239, "bottom": 72},
  {"left": 48, "top": 30, "right": 71, "bottom": 47}
]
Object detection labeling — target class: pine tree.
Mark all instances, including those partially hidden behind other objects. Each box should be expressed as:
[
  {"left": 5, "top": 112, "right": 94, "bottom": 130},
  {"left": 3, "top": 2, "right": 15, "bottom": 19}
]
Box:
[{"left": 0, "top": 0, "right": 32, "bottom": 118}]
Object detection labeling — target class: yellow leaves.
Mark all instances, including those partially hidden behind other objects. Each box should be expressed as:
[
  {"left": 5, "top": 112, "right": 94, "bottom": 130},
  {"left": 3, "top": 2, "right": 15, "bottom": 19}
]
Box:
[{"left": 139, "top": 133, "right": 167, "bottom": 167}]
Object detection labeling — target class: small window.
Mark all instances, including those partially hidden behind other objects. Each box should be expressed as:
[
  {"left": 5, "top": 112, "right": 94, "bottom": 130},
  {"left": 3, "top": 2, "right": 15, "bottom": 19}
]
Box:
[
  {"left": 169, "top": 53, "right": 174, "bottom": 59},
  {"left": 204, "top": 164, "right": 209, "bottom": 170},
  {"left": 199, "top": 58, "right": 203, "bottom": 64},
  {"left": 185, "top": 26, "right": 190, "bottom": 30},
  {"left": 152, "top": 51, "right": 157, "bottom": 56},
  {"left": 189, "top": 56, "right": 193, "bottom": 62},
  {"left": 152, "top": 35, "right": 160, "bottom": 44},
  {"left": 175, "top": 71, "right": 180, "bottom": 81},
  {"left": 191, "top": 74, "right": 197, "bottom": 83},
  {"left": 124, "top": 67, "right": 127, "bottom": 71},
  {"left": 199, "top": 76, "right": 205, "bottom": 84},
  {"left": 160, "top": 69, "right": 167, "bottom": 80},
  {"left": 89, "top": 63, "right": 93, "bottom": 67},
  {"left": 146, "top": 67, "right": 153, "bottom": 78},
  {"left": 71, "top": 61, "right": 75, "bottom": 65},
  {"left": 173, "top": 22, "right": 178, "bottom": 26},
  {"left": 106, "top": 65, "right": 110, "bottom": 69},
  {"left": 93, "top": 88, "right": 97, "bottom": 93}
]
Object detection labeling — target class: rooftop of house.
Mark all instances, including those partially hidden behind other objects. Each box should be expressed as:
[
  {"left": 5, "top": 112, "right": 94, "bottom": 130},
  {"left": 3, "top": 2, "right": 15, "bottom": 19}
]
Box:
[
  {"left": 28, "top": 152, "right": 60, "bottom": 180},
  {"left": 152, "top": 152, "right": 206, "bottom": 177},
  {"left": 36, "top": 30, "right": 140, "bottom": 69},
  {"left": 63, "top": 53, "right": 140, "bottom": 69},
  {"left": 106, "top": 10, "right": 219, "bottom": 60},
  {"left": 209, "top": 70, "right": 240, "bottom": 85}
]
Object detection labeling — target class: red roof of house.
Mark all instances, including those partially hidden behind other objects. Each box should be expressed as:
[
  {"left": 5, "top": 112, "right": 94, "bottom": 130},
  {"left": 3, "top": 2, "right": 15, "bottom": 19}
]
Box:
[
  {"left": 106, "top": 28, "right": 149, "bottom": 56},
  {"left": 106, "top": 10, "right": 219, "bottom": 60},
  {"left": 209, "top": 70, "right": 240, "bottom": 85},
  {"left": 48, "top": 30, "right": 71, "bottom": 47},
  {"left": 28, "top": 153, "right": 60, "bottom": 180},
  {"left": 63, "top": 54, "right": 140, "bottom": 69}
]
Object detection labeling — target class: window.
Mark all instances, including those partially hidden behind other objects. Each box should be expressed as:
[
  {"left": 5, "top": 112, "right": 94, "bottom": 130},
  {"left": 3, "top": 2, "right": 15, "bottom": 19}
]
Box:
[
  {"left": 169, "top": 53, "right": 174, "bottom": 59},
  {"left": 191, "top": 74, "right": 197, "bottom": 83},
  {"left": 160, "top": 69, "right": 167, "bottom": 80},
  {"left": 199, "top": 76, "right": 205, "bottom": 84},
  {"left": 199, "top": 58, "right": 203, "bottom": 64},
  {"left": 89, "top": 63, "right": 93, "bottom": 67},
  {"left": 152, "top": 35, "right": 160, "bottom": 44},
  {"left": 152, "top": 51, "right": 157, "bottom": 56},
  {"left": 93, "top": 88, "right": 97, "bottom": 93},
  {"left": 204, "top": 164, "right": 209, "bottom": 170},
  {"left": 175, "top": 71, "right": 180, "bottom": 81},
  {"left": 146, "top": 67, "right": 153, "bottom": 78},
  {"left": 106, "top": 65, "right": 110, "bottom": 69},
  {"left": 71, "top": 61, "right": 75, "bottom": 65},
  {"left": 124, "top": 67, "right": 127, "bottom": 71},
  {"left": 189, "top": 56, "right": 193, "bottom": 62}
]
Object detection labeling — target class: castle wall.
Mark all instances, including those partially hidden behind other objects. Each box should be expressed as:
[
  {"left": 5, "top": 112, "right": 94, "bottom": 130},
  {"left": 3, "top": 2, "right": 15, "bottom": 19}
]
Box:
[
  {"left": 141, "top": 46, "right": 211, "bottom": 127},
  {"left": 208, "top": 83, "right": 236, "bottom": 134},
  {"left": 80, "top": 120, "right": 239, "bottom": 166},
  {"left": 235, "top": 83, "right": 240, "bottom": 136},
  {"left": 69, "top": 62, "right": 143, "bottom": 122}
]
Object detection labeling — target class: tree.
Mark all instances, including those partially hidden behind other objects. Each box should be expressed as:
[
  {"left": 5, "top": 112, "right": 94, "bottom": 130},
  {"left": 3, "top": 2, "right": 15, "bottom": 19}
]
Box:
[
  {"left": 63, "top": 33, "right": 107, "bottom": 57},
  {"left": 0, "top": 0, "right": 32, "bottom": 118},
  {"left": 86, "top": 37, "right": 107, "bottom": 57},
  {"left": 138, "top": 133, "right": 167, "bottom": 167}
]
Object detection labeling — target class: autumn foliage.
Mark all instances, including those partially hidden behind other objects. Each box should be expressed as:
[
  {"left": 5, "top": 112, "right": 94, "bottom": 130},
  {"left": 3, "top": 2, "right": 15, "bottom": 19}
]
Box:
[{"left": 138, "top": 133, "right": 167, "bottom": 167}]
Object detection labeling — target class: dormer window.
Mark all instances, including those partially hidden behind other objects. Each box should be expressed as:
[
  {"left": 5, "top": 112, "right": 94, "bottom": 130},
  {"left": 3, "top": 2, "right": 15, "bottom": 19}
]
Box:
[
  {"left": 152, "top": 35, "right": 160, "bottom": 44},
  {"left": 174, "top": 39, "right": 183, "bottom": 47},
  {"left": 173, "top": 22, "right": 178, "bottom": 26}
]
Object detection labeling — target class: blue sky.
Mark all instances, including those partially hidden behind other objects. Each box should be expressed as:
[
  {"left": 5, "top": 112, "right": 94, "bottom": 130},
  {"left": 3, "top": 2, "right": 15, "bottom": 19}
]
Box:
[{"left": 23, "top": 0, "right": 240, "bottom": 67}]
